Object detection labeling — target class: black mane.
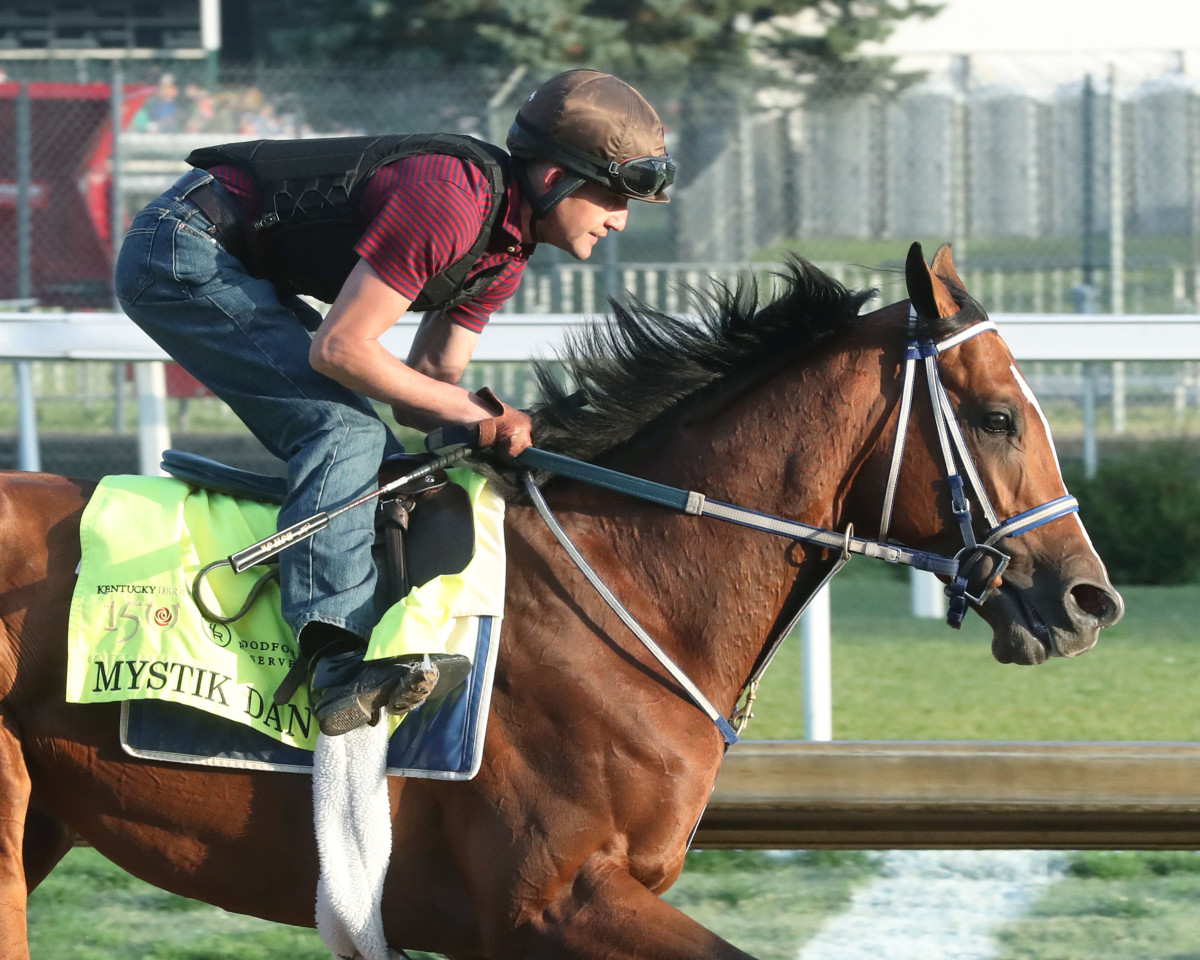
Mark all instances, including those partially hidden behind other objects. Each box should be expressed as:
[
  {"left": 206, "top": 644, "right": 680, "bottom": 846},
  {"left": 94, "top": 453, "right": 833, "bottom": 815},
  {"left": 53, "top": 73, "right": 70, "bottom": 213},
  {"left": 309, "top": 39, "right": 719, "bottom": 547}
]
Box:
[{"left": 528, "top": 257, "right": 876, "bottom": 464}]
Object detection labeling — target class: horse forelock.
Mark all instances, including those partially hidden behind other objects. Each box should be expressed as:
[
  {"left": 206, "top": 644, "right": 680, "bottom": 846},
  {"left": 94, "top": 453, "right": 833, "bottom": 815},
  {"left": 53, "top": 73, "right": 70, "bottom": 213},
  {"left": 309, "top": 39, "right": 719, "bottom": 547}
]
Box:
[{"left": 524, "top": 257, "right": 875, "bottom": 470}]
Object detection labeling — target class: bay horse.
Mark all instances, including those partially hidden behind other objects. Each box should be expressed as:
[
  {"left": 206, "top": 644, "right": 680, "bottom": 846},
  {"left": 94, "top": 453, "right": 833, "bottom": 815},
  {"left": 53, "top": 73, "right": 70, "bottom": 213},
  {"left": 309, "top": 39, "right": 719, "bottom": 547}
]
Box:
[{"left": 2, "top": 242, "right": 1122, "bottom": 959}]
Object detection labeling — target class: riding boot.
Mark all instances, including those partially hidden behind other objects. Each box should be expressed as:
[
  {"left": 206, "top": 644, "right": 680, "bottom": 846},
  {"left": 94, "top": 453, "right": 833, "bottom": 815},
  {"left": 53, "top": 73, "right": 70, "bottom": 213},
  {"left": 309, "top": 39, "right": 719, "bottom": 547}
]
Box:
[{"left": 300, "top": 624, "right": 472, "bottom": 737}]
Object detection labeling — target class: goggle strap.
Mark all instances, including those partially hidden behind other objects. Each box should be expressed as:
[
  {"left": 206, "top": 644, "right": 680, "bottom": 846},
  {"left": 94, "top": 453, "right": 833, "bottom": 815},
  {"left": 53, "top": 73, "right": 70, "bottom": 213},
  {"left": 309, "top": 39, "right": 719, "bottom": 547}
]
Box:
[{"left": 513, "top": 157, "right": 587, "bottom": 222}]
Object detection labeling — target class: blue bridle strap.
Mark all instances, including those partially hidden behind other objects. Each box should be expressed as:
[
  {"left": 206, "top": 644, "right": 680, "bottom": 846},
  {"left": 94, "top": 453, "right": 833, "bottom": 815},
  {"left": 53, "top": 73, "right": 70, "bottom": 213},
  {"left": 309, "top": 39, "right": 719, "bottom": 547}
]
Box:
[{"left": 986, "top": 494, "right": 1080, "bottom": 544}]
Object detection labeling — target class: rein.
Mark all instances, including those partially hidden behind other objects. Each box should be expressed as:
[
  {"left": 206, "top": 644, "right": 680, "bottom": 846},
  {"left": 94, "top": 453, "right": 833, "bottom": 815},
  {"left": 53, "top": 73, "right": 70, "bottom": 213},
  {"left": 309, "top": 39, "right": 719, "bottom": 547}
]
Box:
[{"left": 515, "top": 312, "right": 1081, "bottom": 741}]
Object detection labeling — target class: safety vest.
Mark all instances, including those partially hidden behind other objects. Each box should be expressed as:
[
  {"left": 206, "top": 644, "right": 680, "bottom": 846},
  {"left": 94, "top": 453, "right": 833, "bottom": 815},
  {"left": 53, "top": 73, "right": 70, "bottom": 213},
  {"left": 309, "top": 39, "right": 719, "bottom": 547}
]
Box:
[{"left": 186, "top": 133, "right": 511, "bottom": 308}]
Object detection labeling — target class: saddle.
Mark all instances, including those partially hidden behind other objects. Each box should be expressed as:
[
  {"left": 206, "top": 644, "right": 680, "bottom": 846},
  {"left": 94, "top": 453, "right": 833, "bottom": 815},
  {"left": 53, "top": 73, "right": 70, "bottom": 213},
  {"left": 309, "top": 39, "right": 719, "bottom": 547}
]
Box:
[
  {"left": 69, "top": 455, "right": 505, "bottom": 778},
  {"left": 160, "top": 449, "right": 476, "bottom": 605}
]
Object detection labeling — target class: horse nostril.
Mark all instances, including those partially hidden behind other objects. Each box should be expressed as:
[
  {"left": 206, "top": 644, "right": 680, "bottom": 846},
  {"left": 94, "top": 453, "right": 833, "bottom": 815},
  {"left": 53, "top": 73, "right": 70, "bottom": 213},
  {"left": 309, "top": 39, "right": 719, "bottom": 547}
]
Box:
[{"left": 1070, "top": 581, "right": 1124, "bottom": 626}]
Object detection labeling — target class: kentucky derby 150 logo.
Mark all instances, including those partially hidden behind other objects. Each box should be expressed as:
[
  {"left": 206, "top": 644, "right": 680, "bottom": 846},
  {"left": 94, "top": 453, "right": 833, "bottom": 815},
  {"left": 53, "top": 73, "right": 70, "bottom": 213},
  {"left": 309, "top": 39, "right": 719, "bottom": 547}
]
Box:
[{"left": 101, "top": 600, "right": 180, "bottom": 643}]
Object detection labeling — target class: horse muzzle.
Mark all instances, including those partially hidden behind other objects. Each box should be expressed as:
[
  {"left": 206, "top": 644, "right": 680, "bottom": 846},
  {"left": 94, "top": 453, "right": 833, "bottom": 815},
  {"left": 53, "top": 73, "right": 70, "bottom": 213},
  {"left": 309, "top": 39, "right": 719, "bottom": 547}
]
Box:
[{"left": 981, "top": 568, "right": 1125, "bottom": 665}]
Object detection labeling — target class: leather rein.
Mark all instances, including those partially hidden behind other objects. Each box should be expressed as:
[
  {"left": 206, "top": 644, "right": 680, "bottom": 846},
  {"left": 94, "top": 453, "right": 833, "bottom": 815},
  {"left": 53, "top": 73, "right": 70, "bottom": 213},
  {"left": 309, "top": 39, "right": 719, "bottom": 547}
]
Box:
[{"left": 517, "top": 309, "right": 1080, "bottom": 744}]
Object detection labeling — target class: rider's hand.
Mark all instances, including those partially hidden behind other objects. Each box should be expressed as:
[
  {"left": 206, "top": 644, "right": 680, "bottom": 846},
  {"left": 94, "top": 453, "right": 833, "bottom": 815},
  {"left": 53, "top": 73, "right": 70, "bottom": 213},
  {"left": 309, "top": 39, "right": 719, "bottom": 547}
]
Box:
[{"left": 473, "top": 387, "right": 533, "bottom": 458}]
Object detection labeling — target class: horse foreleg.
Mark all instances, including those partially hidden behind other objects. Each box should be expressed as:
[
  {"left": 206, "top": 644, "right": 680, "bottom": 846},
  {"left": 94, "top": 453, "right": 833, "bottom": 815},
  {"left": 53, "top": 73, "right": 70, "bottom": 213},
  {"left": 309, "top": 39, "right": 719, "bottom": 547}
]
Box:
[
  {"left": 0, "top": 710, "right": 33, "bottom": 960},
  {"left": 496, "top": 861, "right": 757, "bottom": 960}
]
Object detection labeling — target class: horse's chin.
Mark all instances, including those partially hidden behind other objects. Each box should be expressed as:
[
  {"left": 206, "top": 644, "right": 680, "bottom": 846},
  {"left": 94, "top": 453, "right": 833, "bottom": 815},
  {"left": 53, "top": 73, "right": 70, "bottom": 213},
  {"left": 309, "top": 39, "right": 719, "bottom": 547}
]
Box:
[
  {"left": 984, "top": 581, "right": 1108, "bottom": 665},
  {"left": 989, "top": 623, "right": 1051, "bottom": 665},
  {"left": 981, "top": 585, "right": 1054, "bottom": 665}
]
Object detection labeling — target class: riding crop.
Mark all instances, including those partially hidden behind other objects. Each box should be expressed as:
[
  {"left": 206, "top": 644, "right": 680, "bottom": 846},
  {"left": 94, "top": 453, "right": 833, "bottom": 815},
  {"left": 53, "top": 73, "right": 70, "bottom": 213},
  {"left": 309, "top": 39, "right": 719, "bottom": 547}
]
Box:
[
  {"left": 188, "top": 443, "right": 477, "bottom": 625},
  {"left": 225, "top": 443, "right": 476, "bottom": 574}
]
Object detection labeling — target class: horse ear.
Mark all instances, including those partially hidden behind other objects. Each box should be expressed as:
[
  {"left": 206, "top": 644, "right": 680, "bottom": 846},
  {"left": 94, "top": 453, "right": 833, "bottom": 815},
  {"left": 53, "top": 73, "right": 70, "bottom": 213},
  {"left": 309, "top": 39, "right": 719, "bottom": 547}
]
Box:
[
  {"left": 904, "top": 240, "right": 959, "bottom": 319},
  {"left": 930, "top": 242, "right": 967, "bottom": 291}
]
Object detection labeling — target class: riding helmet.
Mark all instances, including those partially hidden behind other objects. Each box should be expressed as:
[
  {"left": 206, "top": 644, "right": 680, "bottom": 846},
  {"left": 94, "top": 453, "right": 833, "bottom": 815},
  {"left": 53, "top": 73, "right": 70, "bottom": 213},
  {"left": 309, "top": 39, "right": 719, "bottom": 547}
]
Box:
[{"left": 507, "top": 69, "right": 675, "bottom": 224}]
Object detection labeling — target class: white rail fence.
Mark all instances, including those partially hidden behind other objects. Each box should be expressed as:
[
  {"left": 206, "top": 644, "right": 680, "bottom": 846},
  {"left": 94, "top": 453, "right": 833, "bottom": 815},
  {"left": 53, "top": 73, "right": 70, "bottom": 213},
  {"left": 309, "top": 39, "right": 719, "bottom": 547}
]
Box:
[{"left": 4, "top": 311, "right": 1199, "bottom": 740}]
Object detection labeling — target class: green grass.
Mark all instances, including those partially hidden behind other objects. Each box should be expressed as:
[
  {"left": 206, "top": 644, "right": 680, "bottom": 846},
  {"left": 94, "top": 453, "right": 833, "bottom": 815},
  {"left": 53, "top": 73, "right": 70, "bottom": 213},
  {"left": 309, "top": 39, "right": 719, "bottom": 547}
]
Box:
[
  {"left": 757, "top": 234, "right": 1200, "bottom": 313},
  {"left": 748, "top": 562, "right": 1200, "bottom": 742},
  {"left": 759, "top": 234, "right": 1200, "bottom": 270},
  {"left": 662, "top": 850, "right": 879, "bottom": 960},
  {"left": 994, "top": 851, "right": 1200, "bottom": 960}
]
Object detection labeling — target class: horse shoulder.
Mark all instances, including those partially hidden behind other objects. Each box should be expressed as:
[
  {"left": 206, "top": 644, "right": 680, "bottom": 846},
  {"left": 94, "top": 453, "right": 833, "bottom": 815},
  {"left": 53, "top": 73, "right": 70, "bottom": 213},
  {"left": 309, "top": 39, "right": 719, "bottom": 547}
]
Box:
[{"left": 487, "top": 503, "right": 726, "bottom": 884}]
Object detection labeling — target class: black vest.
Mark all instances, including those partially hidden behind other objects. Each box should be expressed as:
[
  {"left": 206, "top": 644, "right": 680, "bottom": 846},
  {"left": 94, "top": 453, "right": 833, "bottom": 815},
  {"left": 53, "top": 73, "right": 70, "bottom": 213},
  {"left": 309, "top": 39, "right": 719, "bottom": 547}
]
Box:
[{"left": 186, "top": 134, "right": 511, "bottom": 308}]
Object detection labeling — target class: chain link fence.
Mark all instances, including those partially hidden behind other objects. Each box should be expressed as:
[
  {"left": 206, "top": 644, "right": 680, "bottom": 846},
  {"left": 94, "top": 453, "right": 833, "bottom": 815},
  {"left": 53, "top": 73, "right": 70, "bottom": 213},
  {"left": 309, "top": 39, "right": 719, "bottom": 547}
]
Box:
[
  {"left": 6, "top": 55, "right": 1200, "bottom": 311},
  {"left": 2, "top": 53, "right": 1199, "bottom": 477}
]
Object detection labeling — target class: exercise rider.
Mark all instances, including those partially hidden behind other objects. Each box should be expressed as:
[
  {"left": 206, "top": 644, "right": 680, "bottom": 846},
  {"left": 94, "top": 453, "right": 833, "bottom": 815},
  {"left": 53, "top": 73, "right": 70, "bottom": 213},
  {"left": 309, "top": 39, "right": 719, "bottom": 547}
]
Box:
[{"left": 114, "top": 69, "right": 676, "bottom": 737}]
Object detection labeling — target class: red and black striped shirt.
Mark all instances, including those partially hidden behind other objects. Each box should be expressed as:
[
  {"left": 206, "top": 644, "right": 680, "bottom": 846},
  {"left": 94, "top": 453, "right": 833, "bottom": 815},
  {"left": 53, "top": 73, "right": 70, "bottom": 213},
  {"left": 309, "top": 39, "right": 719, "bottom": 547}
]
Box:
[{"left": 211, "top": 152, "right": 530, "bottom": 333}]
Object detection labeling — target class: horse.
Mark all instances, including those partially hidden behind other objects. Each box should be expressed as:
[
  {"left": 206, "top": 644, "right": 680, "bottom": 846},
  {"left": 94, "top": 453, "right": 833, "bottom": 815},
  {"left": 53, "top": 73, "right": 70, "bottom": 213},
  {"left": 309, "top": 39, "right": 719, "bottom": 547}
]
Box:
[{"left": 1, "top": 242, "right": 1123, "bottom": 959}]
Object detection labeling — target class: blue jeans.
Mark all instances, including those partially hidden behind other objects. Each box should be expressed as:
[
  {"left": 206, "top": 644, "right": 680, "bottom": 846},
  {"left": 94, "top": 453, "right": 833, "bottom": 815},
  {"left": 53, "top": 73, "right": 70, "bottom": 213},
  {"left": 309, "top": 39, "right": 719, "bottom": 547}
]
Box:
[{"left": 115, "top": 168, "right": 403, "bottom": 641}]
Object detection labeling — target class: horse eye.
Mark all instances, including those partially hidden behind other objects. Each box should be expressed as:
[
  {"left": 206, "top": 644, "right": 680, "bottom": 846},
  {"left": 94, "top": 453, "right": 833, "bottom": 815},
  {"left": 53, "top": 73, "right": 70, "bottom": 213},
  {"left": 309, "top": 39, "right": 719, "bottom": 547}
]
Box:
[{"left": 982, "top": 410, "right": 1012, "bottom": 434}]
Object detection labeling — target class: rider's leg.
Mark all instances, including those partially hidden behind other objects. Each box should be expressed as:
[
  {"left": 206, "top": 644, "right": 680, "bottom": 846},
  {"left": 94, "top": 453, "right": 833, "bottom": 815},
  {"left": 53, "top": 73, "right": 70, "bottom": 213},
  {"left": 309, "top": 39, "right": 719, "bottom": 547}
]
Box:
[
  {"left": 299, "top": 622, "right": 469, "bottom": 736},
  {"left": 115, "top": 170, "right": 468, "bottom": 735}
]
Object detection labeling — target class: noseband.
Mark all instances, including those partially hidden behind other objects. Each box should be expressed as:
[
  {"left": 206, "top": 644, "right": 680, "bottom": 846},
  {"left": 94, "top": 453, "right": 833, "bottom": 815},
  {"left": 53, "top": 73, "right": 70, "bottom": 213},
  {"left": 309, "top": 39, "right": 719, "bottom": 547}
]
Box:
[
  {"left": 879, "top": 307, "right": 1080, "bottom": 626},
  {"left": 515, "top": 307, "right": 1081, "bottom": 742}
]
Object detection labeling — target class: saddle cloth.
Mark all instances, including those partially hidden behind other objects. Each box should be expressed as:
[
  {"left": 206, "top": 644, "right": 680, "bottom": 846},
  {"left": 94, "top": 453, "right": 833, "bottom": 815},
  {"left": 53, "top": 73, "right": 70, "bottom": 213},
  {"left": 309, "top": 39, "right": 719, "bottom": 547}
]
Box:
[{"left": 67, "top": 468, "right": 506, "bottom": 779}]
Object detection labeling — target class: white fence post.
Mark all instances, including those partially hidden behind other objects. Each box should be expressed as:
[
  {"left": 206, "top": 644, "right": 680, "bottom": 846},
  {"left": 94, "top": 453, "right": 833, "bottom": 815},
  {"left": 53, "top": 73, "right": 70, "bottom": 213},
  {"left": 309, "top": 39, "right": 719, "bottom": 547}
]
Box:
[
  {"left": 15, "top": 361, "right": 40, "bottom": 472},
  {"left": 801, "top": 585, "right": 833, "bottom": 742},
  {"left": 911, "top": 569, "right": 947, "bottom": 619},
  {"left": 134, "top": 361, "right": 170, "bottom": 476}
]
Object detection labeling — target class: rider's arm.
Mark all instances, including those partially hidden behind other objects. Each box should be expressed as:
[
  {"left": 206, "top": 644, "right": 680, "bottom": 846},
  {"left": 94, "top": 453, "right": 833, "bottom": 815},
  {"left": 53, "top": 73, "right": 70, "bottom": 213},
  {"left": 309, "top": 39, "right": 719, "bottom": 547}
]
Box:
[
  {"left": 311, "top": 160, "right": 532, "bottom": 453},
  {"left": 309, "top": 258, "right": 492, "bottom": 433},
  {"left": 405, "top": 308, "right": 478, "bottom": 383}
]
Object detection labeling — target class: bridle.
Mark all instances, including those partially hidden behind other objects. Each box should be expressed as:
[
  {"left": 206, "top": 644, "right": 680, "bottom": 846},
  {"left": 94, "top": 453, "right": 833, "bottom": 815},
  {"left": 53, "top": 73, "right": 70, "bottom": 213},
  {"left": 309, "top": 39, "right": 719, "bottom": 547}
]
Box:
[
  {"left": 879, "top": 307, "right": 1080, "bottom": 627},
  {"left": 518, "top": 307, "right": 1081, "bottom": 743}
]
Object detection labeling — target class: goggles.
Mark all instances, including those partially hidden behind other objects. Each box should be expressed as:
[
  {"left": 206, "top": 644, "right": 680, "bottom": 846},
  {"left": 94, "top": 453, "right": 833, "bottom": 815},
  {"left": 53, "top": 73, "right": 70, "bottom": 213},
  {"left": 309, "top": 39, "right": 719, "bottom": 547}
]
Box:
[
  {"left": 510, "top": 117, "right": 674, "bottom": 200},
  {"left": 603, "top": 155, "right": 676, "bottom": 198}
]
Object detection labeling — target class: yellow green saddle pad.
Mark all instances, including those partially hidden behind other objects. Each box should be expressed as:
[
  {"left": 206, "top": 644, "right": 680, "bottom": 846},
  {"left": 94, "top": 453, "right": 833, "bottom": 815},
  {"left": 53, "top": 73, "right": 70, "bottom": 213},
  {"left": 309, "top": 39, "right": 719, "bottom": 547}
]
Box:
[{"left": 67, "top": 468, "right": 505, "bottom": 754}]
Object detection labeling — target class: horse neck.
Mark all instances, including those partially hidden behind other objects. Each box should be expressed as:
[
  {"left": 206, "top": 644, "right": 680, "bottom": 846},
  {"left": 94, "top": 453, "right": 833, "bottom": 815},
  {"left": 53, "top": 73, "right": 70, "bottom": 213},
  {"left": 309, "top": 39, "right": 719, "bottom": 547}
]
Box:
[{"left": 559, "top": 320, "right": 899, "bottom": 712}]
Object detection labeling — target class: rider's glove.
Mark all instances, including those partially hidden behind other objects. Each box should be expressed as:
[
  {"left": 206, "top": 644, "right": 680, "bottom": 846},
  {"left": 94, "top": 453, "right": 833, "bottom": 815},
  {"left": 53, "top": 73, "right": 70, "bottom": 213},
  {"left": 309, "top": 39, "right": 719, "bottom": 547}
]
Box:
[{"left": 473, "top": 387, "right": 533, "bottom": 458}]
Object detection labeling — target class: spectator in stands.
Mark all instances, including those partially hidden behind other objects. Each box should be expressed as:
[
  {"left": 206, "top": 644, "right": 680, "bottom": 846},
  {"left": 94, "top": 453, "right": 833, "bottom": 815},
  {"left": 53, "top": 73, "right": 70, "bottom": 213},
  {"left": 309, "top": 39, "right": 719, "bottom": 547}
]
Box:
[
  {"left": 183, "top": 83, "right": 216, "bottom": 133},
  {"left": 113, "top": 70, "right": 675, "bottom": 737},
  {"left": 234, "top": 86, "right": 269, "bottom": 136},
  {"left": 132, "top": 73, "right": 182, "bottom": 133}
]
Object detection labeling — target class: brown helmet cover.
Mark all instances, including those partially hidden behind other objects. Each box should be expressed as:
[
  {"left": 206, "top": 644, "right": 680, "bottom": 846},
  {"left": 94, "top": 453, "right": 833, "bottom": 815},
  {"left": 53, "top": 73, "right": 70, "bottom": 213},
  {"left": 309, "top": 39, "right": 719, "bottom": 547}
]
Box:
[{"left": 508, "top": 69, "right": 671, "bottom": 203}]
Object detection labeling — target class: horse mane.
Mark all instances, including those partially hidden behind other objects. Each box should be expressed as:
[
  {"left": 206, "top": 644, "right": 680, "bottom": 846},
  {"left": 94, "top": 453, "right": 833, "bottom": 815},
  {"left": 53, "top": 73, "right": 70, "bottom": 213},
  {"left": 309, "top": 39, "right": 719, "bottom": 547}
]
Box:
[{"left": 528, "top": 257, "right": 876, "bottom": 464}]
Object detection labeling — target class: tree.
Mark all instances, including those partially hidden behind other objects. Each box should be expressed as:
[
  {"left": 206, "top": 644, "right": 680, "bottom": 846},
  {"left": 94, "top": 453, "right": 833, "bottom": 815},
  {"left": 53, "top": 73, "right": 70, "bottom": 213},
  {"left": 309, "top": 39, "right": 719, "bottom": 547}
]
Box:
[
  {"left": 224, "top": 0, "right": 940, "bottom": 81},
  {"left": 217, "top": 0, "right": 944, "bottom": 259},
  {"left": 755, "top": 0, "right": 943, "bottom": 100}
]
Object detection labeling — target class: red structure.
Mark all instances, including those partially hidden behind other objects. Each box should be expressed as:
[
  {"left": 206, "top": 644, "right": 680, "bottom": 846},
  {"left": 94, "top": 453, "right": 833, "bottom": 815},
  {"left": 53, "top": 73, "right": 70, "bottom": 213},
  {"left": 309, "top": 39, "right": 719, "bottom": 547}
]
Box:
[{"left": 0, "top": 81, "right": 150, "bottom": 307}]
